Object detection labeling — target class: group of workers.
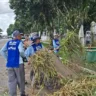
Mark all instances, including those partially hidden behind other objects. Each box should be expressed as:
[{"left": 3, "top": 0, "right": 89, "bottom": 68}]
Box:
[{"left": 0, "top": 30, "right": 60, "bottom": 96}]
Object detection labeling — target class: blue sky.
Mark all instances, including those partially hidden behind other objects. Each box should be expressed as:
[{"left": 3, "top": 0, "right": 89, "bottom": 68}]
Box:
[{"left": 0, "top": 0, "right": 15, "bottom": 35}]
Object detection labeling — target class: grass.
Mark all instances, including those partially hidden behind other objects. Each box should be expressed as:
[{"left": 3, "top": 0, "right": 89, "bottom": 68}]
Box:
[
  {"left": 42, "top": 42, "right": 50, "bottom": 48},
  {"left": 0, "top": 92, "right": 8, "bottom": 96}
]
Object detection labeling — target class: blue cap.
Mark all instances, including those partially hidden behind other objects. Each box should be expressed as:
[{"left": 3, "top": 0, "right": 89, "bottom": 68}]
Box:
[
  {"left": 33, "top": 35, "right": 41, "bottom": 42},
  {"left": 12, "top": 30, "right": 21, "bottom": 37}
]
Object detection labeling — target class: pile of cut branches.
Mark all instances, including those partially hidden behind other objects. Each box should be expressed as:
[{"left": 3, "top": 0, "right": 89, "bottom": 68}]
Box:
[
  {"left": 30, "top": 49, "right": 63, "bottom": 90},
  {"left": 59, "top": 32, "right": 84, "bottom": 64},
  {"left": 47, "top": 77, "right": 96, "bottom": 96}
]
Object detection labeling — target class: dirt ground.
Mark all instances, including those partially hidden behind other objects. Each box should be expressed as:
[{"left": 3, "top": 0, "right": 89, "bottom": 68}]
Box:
[
  {"left": 0, "top": 39, "right": 9, "bottom": 94},
  {"left": 24, "top": 54, "right": 79, "bottom": 96}
]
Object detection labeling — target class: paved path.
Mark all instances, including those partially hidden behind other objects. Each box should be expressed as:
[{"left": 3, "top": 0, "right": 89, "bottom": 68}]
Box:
[{"left": 0, "top": 39, "right": 9, "bottom": 94}]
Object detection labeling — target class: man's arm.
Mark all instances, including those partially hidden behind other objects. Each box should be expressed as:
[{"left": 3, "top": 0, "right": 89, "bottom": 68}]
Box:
[
  {"left": 25, "top": 46, "right": 35, "bottom": 58},
  {"left": 0, "top": 43, "right": 8, "bottom": 60},
  {"left": 53, "top": 40, "right": 56, "bottom": 48},
  {"left": 53, "top": 40, "right": 60, "bottom": 50},
  {"left": 18, "top": 42, "right": 25, "bottom": 58},
  {"left": 24, "top": 46, "right": 35, "bottom": 64}
]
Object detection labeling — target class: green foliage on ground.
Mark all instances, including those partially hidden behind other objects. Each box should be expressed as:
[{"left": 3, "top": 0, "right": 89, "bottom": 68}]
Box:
[{"left": 59, "top": 32, "right": 83, "bottom": 64}]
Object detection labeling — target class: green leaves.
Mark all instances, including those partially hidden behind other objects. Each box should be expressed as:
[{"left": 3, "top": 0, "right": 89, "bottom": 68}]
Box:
[
  {"left": 0, "top": 28, "right": 2, "bottom": 32},
  {"left": 8, "top": 0, "right": 96, "bottom": 34},
  {"left": 9, "top": 0, "right": 57, "bottom": 28},
  {"left": 7, "top": 24, "right": 15, "bottom": 36}
]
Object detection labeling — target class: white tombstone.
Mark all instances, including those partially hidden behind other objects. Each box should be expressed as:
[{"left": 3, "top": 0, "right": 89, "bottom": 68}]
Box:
[
  {"left": 30, "top": 32, "right": 37, "bottom": 38},
  {"left": 91, "top": 21, "right": 96, "bottom": 40},
  {"left": 41, "top": 31, "right": 49, "bottom": 41},
  {"left": 78, "top": 25, "right": 85, "bottom": 46},
  {"left": 91, "top": 21, "right": 96, "bottom": 34},
  {"left": 54, "top": 29, "right": 56, "bottom": 35},
  {"left": 39, "top": 31, "right": 41, "bottom": 37},
  {"left": 43, "top": 32, "right": 45, "bottom": 36}
]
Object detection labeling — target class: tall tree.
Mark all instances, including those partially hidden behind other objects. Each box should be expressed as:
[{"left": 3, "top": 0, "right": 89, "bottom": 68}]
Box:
[
  {"left": 0, "top": 28, "right": 2, "bottom": 37},
  {"left": 9, "top": 0, "right": 96, "bottom": 34},
  {"left": 7, "top": 24, "right": 15, "bottom": 36},
  {"left": 9, "top": 0, "right": 58, "bottom": 33},
  {"left": 0, "top": 28, "right": 2, "bottom": 32}
]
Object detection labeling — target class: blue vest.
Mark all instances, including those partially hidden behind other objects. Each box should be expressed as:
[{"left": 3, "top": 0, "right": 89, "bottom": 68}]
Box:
[
  {"left": 54, "top": 39, "right": 60, "bottom": 46},
  {"left": 6, "top": 40, "right": 21, "bottom": 68},
  {"left": 53, "top": 39, "right": 60, "bottom": 52},
  {"left": 32, "top": 43, "right": 42, "bottom": 52}
]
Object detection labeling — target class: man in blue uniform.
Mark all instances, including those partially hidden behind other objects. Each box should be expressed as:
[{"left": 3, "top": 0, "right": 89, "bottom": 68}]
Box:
[
  {"left": 25, "top": 35, "right": 43, "bottom": 89},
  {"left": 0, "top": 30, "right": 27, "bottom": 96},
  {"left": 53, "top": 34, "right": 60, "bottom": 54},
  {"left": 25, "top": 35, "right": 43, "bottom": 58}
]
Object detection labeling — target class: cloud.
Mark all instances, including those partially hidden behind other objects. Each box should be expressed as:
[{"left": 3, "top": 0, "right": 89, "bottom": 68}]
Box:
[
  {"left": 0, "top": 13, "right": 15, "bottom": 34},
  {"left": 0, "top": 0, "right": 9, "bottom": 2},
  {"left": 0, "top": 2, "right": 13, "bottom": 14},
  {"left": 0, "top": 0, "right": 15, "bottom": 35}
]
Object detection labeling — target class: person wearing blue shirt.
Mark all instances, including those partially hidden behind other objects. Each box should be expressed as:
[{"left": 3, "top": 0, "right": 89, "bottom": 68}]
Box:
[
  {"left": 53, "top": 34, "right": 60, "bottom": 54},
  {"left": 0, "top": 30, "right": 27, "bottom": 96},
  {"left": 25, "top": 35, "right": 43, "bottom": 88},
  {"left": 25, "top": 35, "right": 43, "bottom": 58}
]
